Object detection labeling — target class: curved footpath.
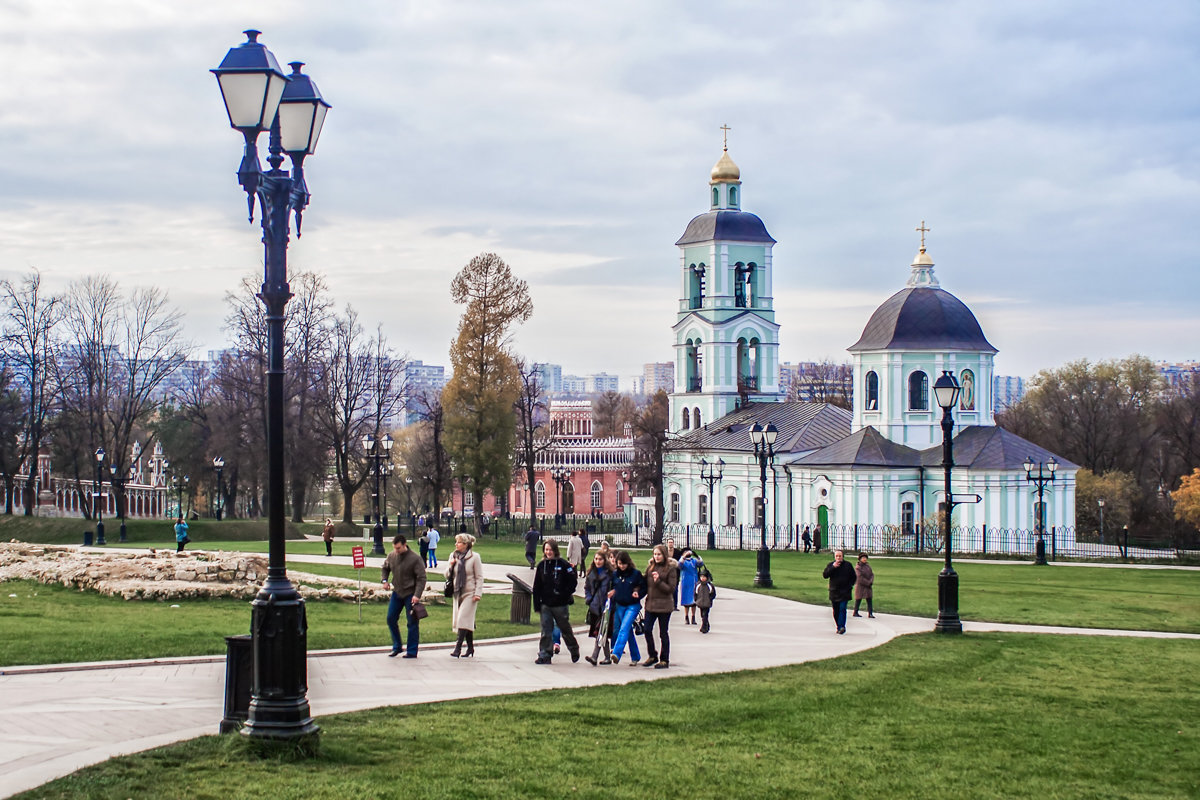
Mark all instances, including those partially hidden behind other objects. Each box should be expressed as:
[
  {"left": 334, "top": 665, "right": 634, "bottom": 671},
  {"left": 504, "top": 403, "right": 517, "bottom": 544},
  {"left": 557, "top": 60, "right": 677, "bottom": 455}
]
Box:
[{"left": 1, "top": 554, "right": 1196, "bottom": 799}]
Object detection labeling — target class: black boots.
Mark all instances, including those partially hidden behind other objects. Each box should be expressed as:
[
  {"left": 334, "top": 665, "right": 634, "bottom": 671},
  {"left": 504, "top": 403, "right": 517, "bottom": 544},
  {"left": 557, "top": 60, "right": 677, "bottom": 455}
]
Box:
[
  {"left": 450, "top": 630, "right": 466, "bottom": 658},
  {"left": 464, "top": 630, "right": 475, "bottom": 657}
]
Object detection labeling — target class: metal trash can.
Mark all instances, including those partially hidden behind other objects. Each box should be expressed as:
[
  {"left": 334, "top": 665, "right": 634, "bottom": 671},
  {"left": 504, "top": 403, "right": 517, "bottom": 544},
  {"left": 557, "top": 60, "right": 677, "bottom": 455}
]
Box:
[
  {"left": 506, "top": 572, "right": 534, "bottom": 625},
  {"left": 83, "top": 530, "right": 93, "bottom": 547},
  {"left": 219, "top": 634, "right": 253, "bottom": 733}
]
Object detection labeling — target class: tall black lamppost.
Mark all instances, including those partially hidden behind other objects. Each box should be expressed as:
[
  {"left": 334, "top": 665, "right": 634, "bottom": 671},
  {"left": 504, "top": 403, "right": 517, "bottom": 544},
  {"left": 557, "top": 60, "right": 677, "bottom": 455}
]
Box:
[
  {"left": 1024, "top": 456, "right": 1057, "bottom": 566},
  {"left": 749, "top": 423, "right": 776, "bottom": 588},
  {"left": 213, "top": 456, "right": 225, "bottom": 521},
  {"left": 699, "top": 458, "right": 724, "bottom": 551},
  {"left": 213, "top": 29, "right": 328, "bottom": 743},
  {"left": 109, "top": 464, "right": 128, "bottom": 543},
  {"left": 379, "top": 434, "right": 393, "bottom": 529},
  {"left": 362, "top": 433, "right": 385, "bottom": 555},
  {"left": 94, "top": 447, "right": 107, "bottom": 545},
  {"left": 1097, "top": 497, "right": 1105, "bottom": 545},
  {"left": 551, "top": 466, "right": 572, "bottom": 529},
  {"left": 933, "top": 371, "right": 963, "bottom": 634},
  {"left": 173, "top": 473, "right": 190, "bottom": 519}
]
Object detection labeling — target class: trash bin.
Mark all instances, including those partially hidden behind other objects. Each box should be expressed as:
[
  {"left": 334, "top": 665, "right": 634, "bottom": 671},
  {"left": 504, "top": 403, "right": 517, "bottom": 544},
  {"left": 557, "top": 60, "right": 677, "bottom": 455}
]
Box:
[
  {"left": 219, "top": 634, "right": 253, "bottom": 734},
  {"left": 506, "top": 572, "right": 533, "bottom": 625},
  {"left": 83, "top": 530, "right": 93, "bottom": 547}
]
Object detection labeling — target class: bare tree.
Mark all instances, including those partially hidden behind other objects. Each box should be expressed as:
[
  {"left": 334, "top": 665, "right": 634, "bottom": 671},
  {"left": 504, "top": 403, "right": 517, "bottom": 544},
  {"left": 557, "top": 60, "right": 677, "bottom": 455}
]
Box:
[
  {"left": 787, "top": 358, "right": 852, "bottom": 408},
  {"left": 284, "top": 271, "right": 334, "bottom": 521},
  {"left": 631, "top": 390, "right": 671, "bottom": 543},
  {"left": 592, "top": 389, "right": 636, "bottom": 438},
  {"left": 514, "top": 357, "right": 550, "bottom": 528},
  {"left": 0, "top": 271, "right": 62, "bottom": 514}
]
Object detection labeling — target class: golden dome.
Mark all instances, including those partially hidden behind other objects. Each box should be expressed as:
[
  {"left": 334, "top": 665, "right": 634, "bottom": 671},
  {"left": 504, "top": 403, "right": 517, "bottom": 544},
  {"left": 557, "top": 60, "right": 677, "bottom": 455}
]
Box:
[
  {"left": 710, "top": 150, "right": 741, "bottom": 184},
  {"left": 911, "top": 248, "right": 934, "bottom": 267}
]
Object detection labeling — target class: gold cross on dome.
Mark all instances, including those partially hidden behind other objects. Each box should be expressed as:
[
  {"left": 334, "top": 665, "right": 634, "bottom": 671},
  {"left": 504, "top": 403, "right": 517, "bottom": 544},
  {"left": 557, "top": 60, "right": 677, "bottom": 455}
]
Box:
[
  {"left": 720, "top": 124, "right": 731, "bottom": 151},
  {"left": 916, "top": 220, "right": 931, "bottom": 250}
]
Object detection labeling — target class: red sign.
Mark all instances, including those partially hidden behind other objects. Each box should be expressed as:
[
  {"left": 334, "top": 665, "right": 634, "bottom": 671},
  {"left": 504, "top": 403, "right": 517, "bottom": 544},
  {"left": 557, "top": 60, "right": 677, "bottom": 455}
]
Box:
[{"left": 351, "top": 546, "right": 365, "bottom": 569}]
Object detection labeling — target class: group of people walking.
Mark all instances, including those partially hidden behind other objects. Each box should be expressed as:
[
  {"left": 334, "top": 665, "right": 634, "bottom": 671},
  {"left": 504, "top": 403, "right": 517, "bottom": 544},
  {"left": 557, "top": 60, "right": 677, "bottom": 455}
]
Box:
[{"left": 822, "top": 549, "right": 874, "bottom": 634}]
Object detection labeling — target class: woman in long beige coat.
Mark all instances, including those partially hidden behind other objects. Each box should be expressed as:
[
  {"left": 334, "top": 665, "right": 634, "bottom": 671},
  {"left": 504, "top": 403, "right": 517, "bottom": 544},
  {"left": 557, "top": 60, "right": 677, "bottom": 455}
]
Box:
[{"left": 447, "top": 533, "right": 485, "bottom": 657}]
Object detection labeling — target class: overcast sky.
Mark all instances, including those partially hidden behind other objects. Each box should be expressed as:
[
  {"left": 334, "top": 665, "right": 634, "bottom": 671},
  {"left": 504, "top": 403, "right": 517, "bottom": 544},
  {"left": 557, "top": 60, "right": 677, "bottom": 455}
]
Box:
[{"left": 1, "top": 1, "right": 1197, "bottom": 387}]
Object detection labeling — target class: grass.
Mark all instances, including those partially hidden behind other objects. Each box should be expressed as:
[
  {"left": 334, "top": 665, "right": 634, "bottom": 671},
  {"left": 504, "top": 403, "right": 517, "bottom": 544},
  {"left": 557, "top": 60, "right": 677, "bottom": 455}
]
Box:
[
  {"left": 15, "top": 633, "right": 1200, "bottom": 800},
  {"left": 0, "top": 581, "right": 534, "bottom": 667},
  {"left": 0, "top": 514, "right": 306, "bottom": 545}
]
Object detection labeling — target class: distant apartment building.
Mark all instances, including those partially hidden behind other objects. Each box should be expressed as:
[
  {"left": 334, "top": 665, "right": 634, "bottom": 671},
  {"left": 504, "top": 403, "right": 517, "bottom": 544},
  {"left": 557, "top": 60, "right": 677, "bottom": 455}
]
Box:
[
  {"left": 589, "top": 372, "right": 620, "bottom": 393},
  {"left": 560, "top": 374, "right": 589, "bottom": 395},
  {"left": 642, "top": 362, "right": 674, "bottom": 395},
  {"left": 993, "top": 375, "right": 1026, "bottom": 411},
  {"left": 403, "top": 360, "right": 447, "bottom": 426},
  {"left": 536, "top": 363, "right": 563, "bottom": 394},
  {"left": 1157, "top": 360, "right": 1200, "bottom": 391}
]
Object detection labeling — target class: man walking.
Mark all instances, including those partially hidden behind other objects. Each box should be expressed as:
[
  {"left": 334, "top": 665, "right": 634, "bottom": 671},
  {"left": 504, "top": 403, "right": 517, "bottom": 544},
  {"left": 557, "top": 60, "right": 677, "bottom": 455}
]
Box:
[
  {"left": 382, "top": 534, "right": 428, "bottom": 658},
  {"left": 524, "top": 524, "right": 540, "bottom": 568},
  {"left": 822, "top": 548, "right": 856, "bottom": 635},
  {"left": 532, "top": 540, "right": 579, "bottom": 664}
]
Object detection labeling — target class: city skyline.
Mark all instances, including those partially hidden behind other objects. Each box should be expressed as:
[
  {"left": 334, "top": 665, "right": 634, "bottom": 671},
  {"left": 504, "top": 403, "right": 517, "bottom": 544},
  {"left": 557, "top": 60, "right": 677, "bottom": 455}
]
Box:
[{"left": 2, "top": 2, "right": 1197, "bottom": 381}]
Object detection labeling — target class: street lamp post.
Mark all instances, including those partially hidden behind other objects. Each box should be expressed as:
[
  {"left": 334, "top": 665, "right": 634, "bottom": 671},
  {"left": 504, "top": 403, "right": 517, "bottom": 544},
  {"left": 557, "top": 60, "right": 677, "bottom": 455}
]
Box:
[
  {"left": 749, "top": 423, "right": 776, "bottom": 588},
  {"left": 380, "top": 434, "right": 393, "bottom": 530},
  {"left": 172, "top": 474, "right": 190, "bottom": 519},
  {"left": 551, "top": 467, "right": 572, "bottom": 529},
  {"left": 699, "top": 458, "right": 724, "bottom": 551},
  {"left": 213, "top": 29, "right": 328, "bottom": 743},
  {"left": 94, "top": 448, "right": 107, "bottom": 545},
  {"left": 1097, "top": 497, "right": 1105, "bottom": 545},
  {"left": 362, "top": 434, "right": 384, "bottom": 555},
  {"left": 109, "top": 464, "right": 128, "bottom": 543},
  {"left": 932, "top": 371, "right": 963, "bottom": 634},
  {"left": 1024, "top": 456, "right": 1057, "bottom": 566},
  {"left": 213, "top": 457, "right": 225, "bottom": 521}
]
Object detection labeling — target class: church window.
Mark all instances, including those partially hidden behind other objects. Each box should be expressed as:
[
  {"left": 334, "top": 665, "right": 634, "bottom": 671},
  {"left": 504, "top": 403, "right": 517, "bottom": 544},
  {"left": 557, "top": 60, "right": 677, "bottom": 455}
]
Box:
[
  {"left": 733, "top": 263, "right": 747, "bottom": 307},
  {"left": 712, "top": 187, "right": 719, "bottom": 208},
  {"left": 689, "top": 264, "right": 705, "bottom": 310},
  {"left": 753, "top": 496, "right": 764, "bottom": 528},
  {"left": 908, "top": 371, "right": 929, "bottom": 411},
  {"left": 590, "top": 481, "right": 602, "bottom": 512},
  {"left": 682, "top": 408, "right": 691, "bottom": 430},
  {"left": 535, "top": 481, "right": 546, "bottom": 510},
  {"left": 694, "top": 407, "right": 702, "bottom": 428},
  {"left": 726, "top": 495, "right": 737, "bottom": 526},
  {"left": 901, "top": 501, "right": 915, "bottom": 535},
  {"left": 670, "top": 492, "right": 680, "bottom": 523},
  {"left": 698, "top": 494, "right": 709, "bottom": 525},
  {"left": 865, "top": 371, "right": 879, "bottom": 411},
  {"left": 729, "top": 186, "right": 738, "bottom": 207}
]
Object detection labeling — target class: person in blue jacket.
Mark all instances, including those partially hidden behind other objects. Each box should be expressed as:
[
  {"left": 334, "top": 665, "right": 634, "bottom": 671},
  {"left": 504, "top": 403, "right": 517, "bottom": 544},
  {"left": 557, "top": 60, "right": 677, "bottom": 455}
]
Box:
[
  {"left": 607, "top": 550, "right": 647, "bottom": 666},
  {"left": 174, "top": 516, "right": 189, "bottom": 553},
  {"left": 677, "top": 549, "right": 704, "bottom": 625}
]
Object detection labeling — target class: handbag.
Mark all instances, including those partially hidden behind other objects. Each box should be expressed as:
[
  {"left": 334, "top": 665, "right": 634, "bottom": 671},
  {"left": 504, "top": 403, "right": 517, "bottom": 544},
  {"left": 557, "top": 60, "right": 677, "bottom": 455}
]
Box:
[
  {"left": 412, "top": 601, "right": 429, "bottom": 620},
  {"left": 443, "top": 568, "right": 455, "bottom": 597},
  {"left": 632, "top": 611, "right": 644, "bottom": 636}
]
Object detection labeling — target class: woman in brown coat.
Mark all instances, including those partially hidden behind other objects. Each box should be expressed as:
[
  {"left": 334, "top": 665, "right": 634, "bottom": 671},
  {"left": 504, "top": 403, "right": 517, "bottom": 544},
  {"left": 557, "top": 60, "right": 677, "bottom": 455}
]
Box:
[
  {"left": 642, "top": 543, "right": 679, "bottom": 669},
  {"left": 447, "top": 533, "right": 485, "bottom": 657},
  {"left": 853, "top": 553, "right": 875, "bottom": 618}
]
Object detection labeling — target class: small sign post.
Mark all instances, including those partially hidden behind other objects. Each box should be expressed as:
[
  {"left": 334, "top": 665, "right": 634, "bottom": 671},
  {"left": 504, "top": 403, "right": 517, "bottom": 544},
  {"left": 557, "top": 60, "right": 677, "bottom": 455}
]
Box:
[{"left": 352, "top": 545, "right": 366, "bottom": 622}]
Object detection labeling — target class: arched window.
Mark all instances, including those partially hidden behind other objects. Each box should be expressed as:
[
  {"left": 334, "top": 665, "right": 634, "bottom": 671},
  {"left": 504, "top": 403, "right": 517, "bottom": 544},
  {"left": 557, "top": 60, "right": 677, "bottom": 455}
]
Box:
[
  {"left": 682, "top": 407, "right": 691, "bottom": 429},
  {"left": 908, "top": 371, "right": 929, "bottom": 410},
  {"left": 729, "top": 186, "right": 738, "bottom": 207},
  {"left": 698, "top": 494, "right": 709, "bottom": 525},
  {"left": 865, "top": 370, "right": 879, "bottom": 411},
  {"left": 670, "top": 492, "right": 680, "bottom": 523},
  {"left": 753, "top": 496, "right": 764, "bottom": 528},
  {"left": 726, "top": 495, "right": 737, "bottom": 526},
  {"left": 590, "top": 480, "right": 602, "bottom": 511},
  {"left": 535, "top": 481, "right": 546, "bottom": 509},
  {"left": 563, "top": 482, "right": 575, "bottom": 514},
  {"left": 616, "top": 480, "right": 623, "bottom": 507},
  {"left": 694, "top": 407, "right": 702, "bottom": 428},
  {"left": 688, "top": 264, "right": 705, "bottom": 310},
  {"left": 712, "top": 187, "right": 719, "bottom": 207}
]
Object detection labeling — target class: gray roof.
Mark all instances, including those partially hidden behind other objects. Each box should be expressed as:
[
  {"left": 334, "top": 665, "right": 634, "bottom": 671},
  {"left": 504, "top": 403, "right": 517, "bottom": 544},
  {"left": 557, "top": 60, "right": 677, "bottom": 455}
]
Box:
[
  {"left": 675, "top": 401, "right": 850, "bottom": 455},
  {"left": 848, "top": 287, "right": 997, "bottom": 353},
  {"left": 920, "top": 426, "right": 1077, "bottom": 471},
  {"left": 675, "top": 210, "right": 776, "bottom": 246},
  {"left": 793, "top": 426, "right": 923, "bottom": 468}
]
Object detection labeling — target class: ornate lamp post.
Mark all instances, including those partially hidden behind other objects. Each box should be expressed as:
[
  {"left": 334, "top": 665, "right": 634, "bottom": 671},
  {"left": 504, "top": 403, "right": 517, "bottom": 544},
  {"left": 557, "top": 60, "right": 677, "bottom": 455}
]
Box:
[
  {"left": 109, "top": 464, "right": 129, "bottom": 543},
  {"left": 1097, "top": 497, "right": 1105, "bottom": 545},
  {"left": 93, "top": 447, "right": 107, "bottom": 545},
  {"left": 380, "top": 434, "right": 393, "bottom": 529},
  {"left": 213, "top": 456, "right": 226, "bottom": 521},
  {"left": 551, "top": 467, "right": 572, "bottom": 529},
  {"left": 1024, "top": 456, "right": 1057, "bottom": 566},
  {"left": 749, "top": 423, "right": 776, "bottom": 588},
  {"left": 172, "top": 473, "right": 190, "bottom": 520},
  {"left": 699, "top": 458, "right": 724, "bottom": 551},
  {"left": 362, "top": 433, "right": 385, "bottom": 555},
  {"left": 932, "top": 371, "right": 963, "bottom": 634},
  {"left": 213, "top": 29, "right": 328, "bottom": 743}
]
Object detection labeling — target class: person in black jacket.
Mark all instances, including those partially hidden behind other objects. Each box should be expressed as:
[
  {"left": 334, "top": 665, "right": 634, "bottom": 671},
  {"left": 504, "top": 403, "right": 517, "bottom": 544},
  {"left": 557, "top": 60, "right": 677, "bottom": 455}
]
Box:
[
  {"left": 532, "top": 539, "right": 579, "bottom": 664},
  {"left": 822, "top": 548, "right": 857, "bottom": 634}
]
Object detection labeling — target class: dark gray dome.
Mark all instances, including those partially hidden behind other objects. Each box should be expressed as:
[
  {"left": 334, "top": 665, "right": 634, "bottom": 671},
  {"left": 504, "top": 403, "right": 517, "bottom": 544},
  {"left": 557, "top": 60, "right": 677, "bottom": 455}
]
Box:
[
  {"left": 848, "top": 287, "right": 997, "bottom": 353},
  {"left": 675, "top": 210, "right": 775, "bottom": 246}
]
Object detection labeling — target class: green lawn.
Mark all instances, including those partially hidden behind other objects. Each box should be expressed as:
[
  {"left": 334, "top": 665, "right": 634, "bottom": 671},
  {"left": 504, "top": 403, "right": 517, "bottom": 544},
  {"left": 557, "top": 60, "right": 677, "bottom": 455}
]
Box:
[
  {"left": 15, "top": 633, "right": 1199, "bottom": 800},
  {"left": 0, "top": 581, "right": 533, "bottom": 667}
]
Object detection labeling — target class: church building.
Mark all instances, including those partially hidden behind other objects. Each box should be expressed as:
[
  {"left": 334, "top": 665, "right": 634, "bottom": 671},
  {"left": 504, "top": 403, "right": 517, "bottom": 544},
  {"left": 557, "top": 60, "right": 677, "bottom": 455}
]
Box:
[{"left": 664, "top": 146, "right": 1076, "bottom": 555}]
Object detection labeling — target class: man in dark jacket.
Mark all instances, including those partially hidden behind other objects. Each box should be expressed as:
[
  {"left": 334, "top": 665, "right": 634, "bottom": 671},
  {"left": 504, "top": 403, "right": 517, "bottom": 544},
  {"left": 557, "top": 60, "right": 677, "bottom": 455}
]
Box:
[
  {"left": 532, "top": 539, "right": 579, "bottom": 664},
  {"left": 382, "top": 534, "right": 428, "bottom": 658},
  {"left": 524, "top": 525, "right": 540, "bottom": 568},
  {"left": 822, "top": 548, "right": 856, "bottom": 635}
]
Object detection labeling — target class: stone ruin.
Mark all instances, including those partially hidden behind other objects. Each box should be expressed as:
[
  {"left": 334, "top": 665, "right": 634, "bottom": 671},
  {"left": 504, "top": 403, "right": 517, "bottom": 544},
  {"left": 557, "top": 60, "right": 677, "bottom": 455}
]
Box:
[{"left": 0, "top": 542, "right": 398, "bottom": 603}]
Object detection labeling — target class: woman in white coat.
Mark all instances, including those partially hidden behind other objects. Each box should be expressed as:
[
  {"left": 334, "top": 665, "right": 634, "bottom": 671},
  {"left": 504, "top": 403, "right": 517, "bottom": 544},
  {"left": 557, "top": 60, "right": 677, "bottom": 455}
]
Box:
[{"left": 447, "top": 533, "right": 485, "bottom": 657}]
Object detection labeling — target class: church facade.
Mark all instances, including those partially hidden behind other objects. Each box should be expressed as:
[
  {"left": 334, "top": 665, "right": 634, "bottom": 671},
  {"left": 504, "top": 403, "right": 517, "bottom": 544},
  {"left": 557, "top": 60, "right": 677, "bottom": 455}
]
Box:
[{"left": 663, "top": 148, "right": 1077, "bottom": 555}]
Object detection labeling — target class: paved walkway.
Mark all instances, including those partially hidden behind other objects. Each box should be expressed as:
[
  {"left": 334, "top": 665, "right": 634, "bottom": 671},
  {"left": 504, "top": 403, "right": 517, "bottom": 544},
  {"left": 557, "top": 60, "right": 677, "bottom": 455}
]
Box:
[{"left": 2, "top": 557, "right": 1197, "bottom": 799}]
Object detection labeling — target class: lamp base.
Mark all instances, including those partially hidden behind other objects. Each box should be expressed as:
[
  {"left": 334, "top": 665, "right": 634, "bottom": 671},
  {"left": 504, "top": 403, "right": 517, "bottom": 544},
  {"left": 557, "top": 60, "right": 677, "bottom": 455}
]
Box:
[
  {"left": 243, "top": 579, "right": 320, "bottom": 743},
  {"left": 1034, "top": 537, "right": 1048, "bottom": 566},
  {"left": 934, "top": 566, "right": 962, "bottom": 634},
  {"left": 753, "top": 546, "right": 773, "bottom": 588}
]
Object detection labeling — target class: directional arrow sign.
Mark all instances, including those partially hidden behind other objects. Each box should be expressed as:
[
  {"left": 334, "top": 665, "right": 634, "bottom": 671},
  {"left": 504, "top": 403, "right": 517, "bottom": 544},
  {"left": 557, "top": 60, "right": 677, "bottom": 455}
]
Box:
[{"left": 951, "top": 494, "right": 981, "bottom": 504}]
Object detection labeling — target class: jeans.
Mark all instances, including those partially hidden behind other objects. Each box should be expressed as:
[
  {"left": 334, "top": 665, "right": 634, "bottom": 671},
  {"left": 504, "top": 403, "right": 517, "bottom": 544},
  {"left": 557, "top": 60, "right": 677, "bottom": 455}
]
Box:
[
  {"left": 387, "top": 593, "right": 420, "bottom": 655},
  {"left": 611, "top": 604, "right": 642, "bottom": 662},
  {"left": 428, "top": 549, "right": 438, "bottom": 567},
  {"left": 831, "top": 599, "right": 849, "bottom": 631},
  {"left": 643, "top": 611, "right": 672, "bottom": 662},
  {"left": 538, "top": 605, "right": 578, "bottom": 659}
]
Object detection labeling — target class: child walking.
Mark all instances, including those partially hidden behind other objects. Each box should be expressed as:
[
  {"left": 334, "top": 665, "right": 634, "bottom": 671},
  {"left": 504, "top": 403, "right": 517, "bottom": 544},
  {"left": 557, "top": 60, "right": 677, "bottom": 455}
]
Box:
[{"left": 694, "top": 569, "right": 716, "bottom": 633}]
